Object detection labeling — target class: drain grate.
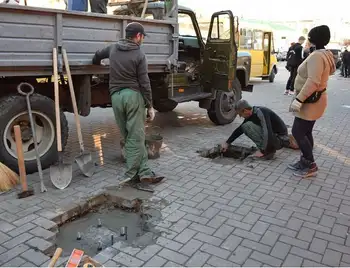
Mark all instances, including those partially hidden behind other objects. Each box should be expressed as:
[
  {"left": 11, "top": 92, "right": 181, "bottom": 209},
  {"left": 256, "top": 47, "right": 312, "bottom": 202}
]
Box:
[{"left": 198, "top": 144, "right": 257, "bottom": 160}]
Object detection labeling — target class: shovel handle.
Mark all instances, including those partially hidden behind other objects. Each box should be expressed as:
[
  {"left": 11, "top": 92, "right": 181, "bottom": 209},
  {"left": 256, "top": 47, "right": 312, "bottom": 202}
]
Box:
[
  {"left": 62, "top": 49, "right": 84, "bottom": 152},
  {"left": 14, "top": 125, "right": 28, "bottom": 192},
  {"left": 53, "top": 48, "right": 62, "bottom": 152},
  {"left": 48, "top": 247, "right": 63, "bottom": 267}
]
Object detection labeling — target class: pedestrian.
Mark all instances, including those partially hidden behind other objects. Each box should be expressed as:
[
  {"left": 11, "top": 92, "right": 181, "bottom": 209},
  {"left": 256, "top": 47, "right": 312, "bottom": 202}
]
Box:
[
  {"left": 90, "top": 0, "right": 108, "bottom": 13},
  {"left": 221, "top": 100, "right": 298, "bottom": 160},
  {"left": 92, "top": 22, "right": 164, "bottom": 184},
  {"left": 342, "top": 48, "right": 350, "bottom": 78},
  {"left": 288, "top": 25, "right": 335, "bottom": 178},
  {"left": 67, "top": 0, "right": 88, "bottom": 11},
  {"left": 285, "top": 36, "right": 306, "bottom": 95}
]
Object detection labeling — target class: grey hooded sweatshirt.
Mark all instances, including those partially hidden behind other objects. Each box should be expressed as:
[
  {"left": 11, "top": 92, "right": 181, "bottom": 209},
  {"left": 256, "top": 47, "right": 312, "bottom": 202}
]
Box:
[{"left": 92, "top": 39, "right": 152, "bottom": 108}]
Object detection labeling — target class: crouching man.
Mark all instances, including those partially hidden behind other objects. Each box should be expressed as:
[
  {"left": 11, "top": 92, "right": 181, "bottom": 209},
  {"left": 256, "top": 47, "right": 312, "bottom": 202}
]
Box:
[{"left": 222, "top": 100, "right": 298, "bottom": 159}]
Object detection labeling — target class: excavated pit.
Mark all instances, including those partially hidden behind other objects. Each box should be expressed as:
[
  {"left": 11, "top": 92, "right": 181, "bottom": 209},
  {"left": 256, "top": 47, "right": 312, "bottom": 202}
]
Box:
[
  {"left": 198, "top": 144, "right": 257, "bottom": 160},
  {"left": 52, "top": 186, "right": 167, "bottom": 258}
]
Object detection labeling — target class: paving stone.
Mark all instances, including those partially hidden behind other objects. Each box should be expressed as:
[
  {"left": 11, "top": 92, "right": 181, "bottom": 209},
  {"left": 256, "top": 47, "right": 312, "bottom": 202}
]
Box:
[
  {"left": 297, "top": 227, "right": 315, "bottom": 242},
  {"left": 251, "top": 221, "right": 269, "bottom": 235},
  {"left": 21, "top": 249, "right": 50, "bottom": 266},
  {"left": 200, "top": 243, "right": 230, "bottom": 259},
  {"left": 221, "top": 234, "right": 242, "bottom": 251},
  {"left": 2, "top": 256, "right": 26, "bottom": 267},
  {"left": 0, "top": 232, "right": 11, "bottom": 244},
  {"left": 20, "top": 262, "right": 35, "bottom": 267},
  {"left": 183, "top": 214, "right": 209, "bottom": 225},
  {"left": 93, "top": 247, "right": 118, "bottom": 264},
  {"left": 320, "top": 214, "right": 336, "bottom": 228},
  {"left": 290, "top": 246, "right": 322, "bottom": 263},
  {"left": 260, "top": 230, "right": 279, "bottom": 247},
  {"left": 309, "top": 237, "right": 327, "bottom": 254},
  {"left": 332, "top": 224, "right": 348, "bottom": 238},
  {"left": 0, "top": 244, "right": 29, "bottom": 265},
  {"left": 0, "top": 221, "right": 16, "bottom": 233},
  {"left": 322, "top": 249, "right": 342, "bottom": 267},
  {"left": 0, "top": 212, "right": 18, "bottom": 223},
  {"left": 144, "top": 256, "right": 167, "bottom": 267},
  {"left": 243, "top": 258, "right": 262, "bottom": 267},
  {"left": 302, "top": 259, "right": 326, "bottom": 267},
  {"left": 283, "top": 254, "right": 303, "bottom": 267},
  {"left": 286, "top": 217, "right": 304, "bottom": 231},
  {"left": 213, "top": 224, "right": 234, "bottom": 239},
  {"left": 189, "top": 222, "right": 215, "bottom": 235},
  {"left": 2, "top": 233, "right": 33, "bottom": 249},
  {"left": 156, "top": 237, "right": 183, "bottom": 251},
  {"left": 0, "top": 246, "right": 5, "bottom": 255},
  {"left": 241, "top": 239, "right": 271, "bottom": 254},
  {"left": 29, "top": 226, "right": 56, "bottom": 241},
  {"left": 233, "top": 228, "right": 261, "bottom": 242},
  {"left": 112, "top": 252, "right": 144, "bottom": 267},
  {"left": 12, "top": 214, "right": 39, "bottom": 227},
  {"left": 170, "top": 219, "right": 191, "bottom": 233},
  {"left": 103, "top": 260, "right": 120, "bottom": 267},
  {"left": 173, "top": 228, "right": 197, "bottom": 244},
  {"left": 25, "top": 237, "right": 54, "bottom": 254},
  {"left": 206, "top": 215, "right": 226, "bottom": 229},
  {"left": 269, "top": 225, "right": 297, "bottom": 238},
  {"left": 194, "top": 232, "right": 223, "bottom": 247},
  {"left": 32, "top": 217, "right": 57, "bottom": 231},
  {"left": 228, "top": 246, "right": 252, "bottom": 265},
  {"left": 136, "top": 244, "right": 162, "bottom": 262},
  {"left": 279, "top": 235, "right": 309, "bottom": 249},
  {"left": 158, "top": 248, "right": 189, "bottom": 265},
  {"left": 185, "top": 251, "right": 210, "bottom": 267},
  {"left": 315, "top": 231, "right": 345, "bottom": 245},
  {"left": 164, "top": 261, "right": 182, "bottom": 267},
  {"left": 179, "top": 239, "right": 203, "bottom": 257},
  {"left": 250, "top": 251, "right": 283, "bottom": 266},
  {"left": 8, "top": 223, "right": 36, "bottom": 237},
  {"left": 206, "top": 255, "right": 237, "bottom": 267},
  {"left": 165, "top": 210, "right": 186, "bottom": 223},
  {"left": 270, "top": 242, "right": 291, "bottom": 260}
]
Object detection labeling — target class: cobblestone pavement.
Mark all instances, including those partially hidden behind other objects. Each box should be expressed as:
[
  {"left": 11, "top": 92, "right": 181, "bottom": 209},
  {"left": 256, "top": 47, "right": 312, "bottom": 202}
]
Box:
[{"left": 1, "top": 64, "right": 350, "bottom": 267}]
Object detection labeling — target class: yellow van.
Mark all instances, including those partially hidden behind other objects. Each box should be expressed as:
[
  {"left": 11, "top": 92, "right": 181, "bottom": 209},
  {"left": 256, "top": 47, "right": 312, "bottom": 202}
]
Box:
[{"left": 238, "top": 20, "right": 278, "bottom": 82}]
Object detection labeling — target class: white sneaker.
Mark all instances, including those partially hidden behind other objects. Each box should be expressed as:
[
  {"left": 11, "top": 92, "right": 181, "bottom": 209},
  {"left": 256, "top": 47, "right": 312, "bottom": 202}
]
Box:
[
  {"left": 288, "top": 91, "right": 295, "bottom": 96},
  {"left": 284, "top": 90, "right": 289, "bottom": 95}
]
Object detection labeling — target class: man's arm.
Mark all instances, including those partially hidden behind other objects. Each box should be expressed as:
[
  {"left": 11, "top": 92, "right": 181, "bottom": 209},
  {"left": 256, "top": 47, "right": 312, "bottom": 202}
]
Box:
[
  {"left": 92, "top": 46, "right": 111, "bottom": 65},
  {"left": 226, "top": 124, "right": 244, "bottom": 144},
  {"left": 137, "top": 53, "right": 152, "bottom": 108}
]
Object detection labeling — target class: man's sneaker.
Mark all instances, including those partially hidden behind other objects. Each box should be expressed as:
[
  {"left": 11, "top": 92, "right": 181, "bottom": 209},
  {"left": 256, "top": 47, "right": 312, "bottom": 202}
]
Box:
[
  {"left": 293, "top": 162, "right": 318, "bottom": 178},
  {"left": 288, "top": 161, "right": 303, "bottom": 171},
  {"left": 284, "top": 90, "right": 289, "bottom": 95},
  {"left": 140, "top": 172, "right": 165, "bottom": 184},
  {"left": 288, "top": 90, "right": 295, "bottom": 96}
]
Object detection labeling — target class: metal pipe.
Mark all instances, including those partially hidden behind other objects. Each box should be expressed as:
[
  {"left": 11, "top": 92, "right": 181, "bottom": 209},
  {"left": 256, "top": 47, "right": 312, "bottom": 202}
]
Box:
[
  {"left": 77, "top": 232, "right": 82, "bottom": 240},
  {"left": 97, "top": 219, "right": 102, "bottom": 228}
]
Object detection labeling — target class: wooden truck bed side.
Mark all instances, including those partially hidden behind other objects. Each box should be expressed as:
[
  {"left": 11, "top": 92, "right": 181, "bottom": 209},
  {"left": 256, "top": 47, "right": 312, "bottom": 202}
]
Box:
[{"left": 0, "top": 4, "right": 177, "bottom": 77}]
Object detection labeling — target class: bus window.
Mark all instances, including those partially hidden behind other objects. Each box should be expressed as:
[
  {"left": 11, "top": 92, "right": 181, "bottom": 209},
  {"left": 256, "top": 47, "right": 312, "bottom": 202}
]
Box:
[
  {"left": 253, "top": 30, "right": 263, "bottom": 50},
  {"left": 240, "top": 28, "right": 253, "bottom": 49}
]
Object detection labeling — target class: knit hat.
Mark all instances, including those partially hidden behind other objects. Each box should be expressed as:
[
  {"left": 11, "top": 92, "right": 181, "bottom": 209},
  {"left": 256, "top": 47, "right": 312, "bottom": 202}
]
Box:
[{"left": 308, "top": 25, "right": 331, "bottom": 48}]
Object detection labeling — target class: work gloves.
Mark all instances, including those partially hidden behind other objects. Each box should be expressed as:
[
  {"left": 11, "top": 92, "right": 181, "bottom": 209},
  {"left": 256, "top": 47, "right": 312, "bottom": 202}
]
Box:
[{"left": 289, "top": 99, "right": 302, "bottom": 113}]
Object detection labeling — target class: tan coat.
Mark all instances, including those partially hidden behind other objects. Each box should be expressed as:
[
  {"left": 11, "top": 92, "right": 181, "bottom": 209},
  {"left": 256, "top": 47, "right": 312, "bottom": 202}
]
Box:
[{"left": 293, "top": 49, "right": 336, "bottom": 121}]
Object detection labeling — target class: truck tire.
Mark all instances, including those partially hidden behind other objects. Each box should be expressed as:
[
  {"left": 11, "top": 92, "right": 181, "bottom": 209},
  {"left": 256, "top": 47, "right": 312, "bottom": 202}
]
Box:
[
  {"left": 269, "top": 69, "right": 276, "bottom": 83},
  {"left": 153, "top": 99, "right": 178, "bottom": 112},
  {"left": 0, "top": 93, "right": 68, "bottom": 174},
  {"left": 207, "top": 78, "right": 242, "bottom": 125}
]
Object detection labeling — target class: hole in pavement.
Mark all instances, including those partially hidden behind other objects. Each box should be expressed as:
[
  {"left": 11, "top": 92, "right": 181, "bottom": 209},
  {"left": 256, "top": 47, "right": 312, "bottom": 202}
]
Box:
[
  {"left": 197, "top": 144, "right": 257, "bottom": 160},
  {"left": 52, "top": 187, "right": 168, "bottom": 259}
]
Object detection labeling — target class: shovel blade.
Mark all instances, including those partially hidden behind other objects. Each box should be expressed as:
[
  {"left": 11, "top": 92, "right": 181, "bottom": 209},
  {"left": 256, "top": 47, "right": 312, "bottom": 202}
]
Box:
[
  {"left": 75, "top": 153, "right": 95, "bottom": 177},
  {"left": 49, "top": 163, "right": 73, "bottom": 190}
]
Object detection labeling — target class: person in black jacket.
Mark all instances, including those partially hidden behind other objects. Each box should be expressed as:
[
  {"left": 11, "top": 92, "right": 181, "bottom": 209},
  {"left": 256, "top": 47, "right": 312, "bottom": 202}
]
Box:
[
  {"left": 285, "top": 36, "right": 306, "bottom": 95},
  {"left": 343, "top": 49, "right": 350, "bottom": 78},
  {"left": 221, "top": 100, "right": 298, "bottom": 159},
  {"left": 90, "top": 0, "right": 108, "bottom": 13}
]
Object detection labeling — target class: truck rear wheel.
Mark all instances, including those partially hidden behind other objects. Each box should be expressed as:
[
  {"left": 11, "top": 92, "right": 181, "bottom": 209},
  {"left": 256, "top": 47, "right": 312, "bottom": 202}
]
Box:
[
  {"left": 0, "top": 93, "right": 68, "bottom": 174},
  {"left": 153, "top": 98, "right": 178, "bottom": 112},
  {"left": 207, "top": 78, "right": 242, "bottom": 125}
]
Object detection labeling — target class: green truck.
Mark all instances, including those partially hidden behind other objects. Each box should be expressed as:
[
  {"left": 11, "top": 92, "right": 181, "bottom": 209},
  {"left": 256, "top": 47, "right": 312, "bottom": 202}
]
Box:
[{"left": 0, "top": 0, "right": 253, "bottom": 173}]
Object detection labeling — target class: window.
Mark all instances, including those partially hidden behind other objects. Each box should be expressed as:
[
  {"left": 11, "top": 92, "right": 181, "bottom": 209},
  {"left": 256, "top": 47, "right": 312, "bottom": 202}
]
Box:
[
  {"left": 253, "top": 30, "right": 263, "bottom": 50},
  {"left": 209, "top": 13, "right": 231, "bottom": 40},
  {"left": 239, "top": 28, "right": 253, "bottom": 49},
  {"left": 178, "top": 13, "right": 196, "bottom": 37}
]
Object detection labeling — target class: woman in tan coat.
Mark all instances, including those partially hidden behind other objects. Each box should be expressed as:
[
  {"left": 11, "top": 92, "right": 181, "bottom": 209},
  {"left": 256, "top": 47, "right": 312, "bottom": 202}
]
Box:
[{"left": 288, "top": 25, "right": 336, "bottom": 178}]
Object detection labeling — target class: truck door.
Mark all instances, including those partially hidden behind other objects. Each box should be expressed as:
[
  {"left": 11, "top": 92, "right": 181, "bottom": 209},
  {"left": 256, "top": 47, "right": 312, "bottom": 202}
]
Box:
[
  {"left": 201, "top": 10, "right": 237, "bottom": 93},
  {"left": 263, "top": 31, "right": 272, "bottom": 75}
]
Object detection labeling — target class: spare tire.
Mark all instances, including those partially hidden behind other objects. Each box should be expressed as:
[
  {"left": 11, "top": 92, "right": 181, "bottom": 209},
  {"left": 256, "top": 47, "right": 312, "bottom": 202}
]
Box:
[{"left": 0, "top": 93, "right": 68, "bottom": 174}]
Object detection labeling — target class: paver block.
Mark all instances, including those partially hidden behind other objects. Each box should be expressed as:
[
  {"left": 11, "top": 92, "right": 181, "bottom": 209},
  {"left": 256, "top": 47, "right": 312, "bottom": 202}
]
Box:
[
  {"left": 243, "top": 258, "right": 262, "bottom": 267},
  {"left": 174, "top": 228, "right": 197, "bottom": 244},
  {"left": 271, "top": 242, "right": 291, "bottom": 260},
  {"left": 2, "top": 233, "right": 33, "bottom": 249},
  {"left": 8, "top": 223, "right": 36, "bottom": 237},
  {"left": 241, "top": 239, "right": 271, "bottom": 254},
  {"left": 25, "top": 237, "right": 54, "bottom": 255},
  {"left": 13, "top": 214, "right": 38, "bottom": 227},
  {"left": 0, "top": 220, "right": 16, "bottom": 232},
  {"left": 158, "top": 248, "right": 189, "bottom": 265},
  {"left": 179, "top": 239, "right": 203, "bottom": 257},
  {"left": 29, "top": 226, "right": 56, "bottom": 241},
  {"left": 144, "top": 255, "right": 167, "bottom": 267},
  {"left": 185, "top": 251, "right": 210, "bottom": 267},
  {"left": 136, "top": 244, "right": 162, "bottom": 262},
  {"left": 283, "top": 254, "right": 303, "bottom": 267},
  {"left": 2, "top": 256, "right": 26, "bottom": 267},
  {"left": 207, "top": 255, "right": 237, "bottom": 267},
  {"left": 290, "top": 246, "right": 322, "bottom": 263},
  {"left": 0, "top": 244, "right": 29, "bottom": 265},
  {"left": 250, "top": 251, "right": 283, "bottom": 266},
  {"left": 200, "top": 243, "right": 230, "bottom": 259},
  {"left": 21, "top": 249, "right": 50, "bottom": 266},
  {"left": 112, "top": 252, "right": 144, "bottom": 267},
  {"left": 228, "top": 246, "right": 252, "bottom": 265},
  {"left": 32, "top": 217, "right": 58, "bottom": 231},
  {"left": 322, "top": 249, "right": 342, "bottom": 267},
  {"left": 260, "top": 230, "right": 279, "bottom": 246},
  {"left": 221, "top": 234, "right": 242, "bottom": 251},
  {"left": 156, "top": 237, "right": 183, "bottom": 251}
]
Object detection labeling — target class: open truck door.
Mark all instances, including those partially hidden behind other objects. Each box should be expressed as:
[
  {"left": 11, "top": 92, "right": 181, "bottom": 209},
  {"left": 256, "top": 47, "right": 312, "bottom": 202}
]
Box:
[
  {"left": 203, "top": 10, "right": 245, "bottom": 125},
  {"left": 201, "top": 10, "right": 237, "bottom": 93}
]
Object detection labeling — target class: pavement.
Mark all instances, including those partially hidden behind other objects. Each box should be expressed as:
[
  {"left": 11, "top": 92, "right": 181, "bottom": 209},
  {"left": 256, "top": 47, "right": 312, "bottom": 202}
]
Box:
[{"left": 1, "top": 63, "right": 350, "bottom": 267}]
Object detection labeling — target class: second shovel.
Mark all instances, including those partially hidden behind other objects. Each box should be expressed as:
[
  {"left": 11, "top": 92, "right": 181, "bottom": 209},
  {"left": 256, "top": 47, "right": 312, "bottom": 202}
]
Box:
[{"left": 62, "top": 49, "right": 95, "bottom": 177}]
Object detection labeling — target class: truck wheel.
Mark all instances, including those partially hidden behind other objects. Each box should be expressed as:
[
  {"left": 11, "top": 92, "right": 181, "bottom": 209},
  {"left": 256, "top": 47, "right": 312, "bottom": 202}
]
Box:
[
  {"left": 0, "top": 94, "right": 68, "bottom": 174},
  {"left": 207, "top": 78, "right": 242, "bottom": 125},
  {"left": 269, "top": 70, "right": 276, "bottom": 83},
  {"left": 153, "top": 99, "right": 178, "bottom": 112}
]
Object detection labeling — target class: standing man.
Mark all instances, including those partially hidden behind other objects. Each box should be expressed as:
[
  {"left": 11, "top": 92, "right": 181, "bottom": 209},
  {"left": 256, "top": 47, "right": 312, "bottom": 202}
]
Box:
[
  {"left": 342, "top": 48, "right": 350, "bottom": 78},
  {"left": 285, "top": 36, "right": 306, "bottom": 95},
  {"left": 92, "top": 22, "right": 164, "bottom": 184},
  {"left": 90, "top": 0, "right": 108, "bottom": 13},
  {"left": 221, "top": 100, "right": 298, "bottom": 160}
]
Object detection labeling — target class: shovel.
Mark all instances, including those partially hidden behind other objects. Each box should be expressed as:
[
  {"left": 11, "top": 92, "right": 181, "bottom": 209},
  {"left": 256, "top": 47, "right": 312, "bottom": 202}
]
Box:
[
  {"left": 17, "top": 82, "right": 47, "bottom": 193},
  {"left": 62, "top": 49, "right": 95, "bottom": 177},
  {"left": 50, "top": 47, "right": 72, "bottom": 189}
]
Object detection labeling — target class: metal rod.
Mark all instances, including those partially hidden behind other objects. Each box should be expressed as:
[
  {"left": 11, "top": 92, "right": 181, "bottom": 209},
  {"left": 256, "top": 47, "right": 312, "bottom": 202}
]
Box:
[
  {"left": 77, "top": 232, "right": 82, "bottom": 240},
  {"left": 97, "top": 219, "right": 102, "bottom": 228},
  {"left": 111, "top": 235, "right": 114, "bottom": 245},
  {"left": 97, "top": 241, "right": 103, "bottom": 251}
]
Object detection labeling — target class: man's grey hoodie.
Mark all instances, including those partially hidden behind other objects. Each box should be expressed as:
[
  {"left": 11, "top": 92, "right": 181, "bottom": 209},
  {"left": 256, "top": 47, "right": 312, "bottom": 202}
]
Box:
[{"left": 92, "top": 39, "right": 152, "bottom": 108}]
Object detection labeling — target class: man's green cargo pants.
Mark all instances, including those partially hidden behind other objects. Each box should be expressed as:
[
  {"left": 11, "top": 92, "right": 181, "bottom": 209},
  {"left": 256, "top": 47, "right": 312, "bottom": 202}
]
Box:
[{"left": 111, "top": 88, "right": 153, "bottom": 179}]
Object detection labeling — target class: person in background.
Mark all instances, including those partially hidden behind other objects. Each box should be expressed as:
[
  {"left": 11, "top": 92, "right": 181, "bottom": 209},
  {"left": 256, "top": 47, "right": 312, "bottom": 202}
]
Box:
[
  {"left": 92, "top": 22, "right": 164, "bottom": 185},
  {"left": 221, "top": 100, "right": 298, "bottom": 160},
  {"left": 285, "top": 36, "right": 306, "bottom": 96},
  {"left": 67, "top": 0, "right": 87, "bottom": 11},
  {"left": 90, "top": 0, "right": 108, "bottom": 13},
  {"left": 288, "top": 25, "right": 335, "bottom": 178},
  {"left": 342, "top": 48, "right": 350, "bottom": 78}
]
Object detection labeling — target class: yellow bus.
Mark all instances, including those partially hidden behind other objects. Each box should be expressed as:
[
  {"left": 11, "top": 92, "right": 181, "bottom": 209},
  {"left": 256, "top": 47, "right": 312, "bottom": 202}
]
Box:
[{"left": 238, "top": 20, "right": 278, "bottom": 82}]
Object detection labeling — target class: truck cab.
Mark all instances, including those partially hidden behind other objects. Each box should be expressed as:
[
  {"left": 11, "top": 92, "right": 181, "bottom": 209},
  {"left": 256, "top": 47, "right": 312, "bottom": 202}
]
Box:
[{"left": 114, "top": 2, "right": 253, "bottom": 125}]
